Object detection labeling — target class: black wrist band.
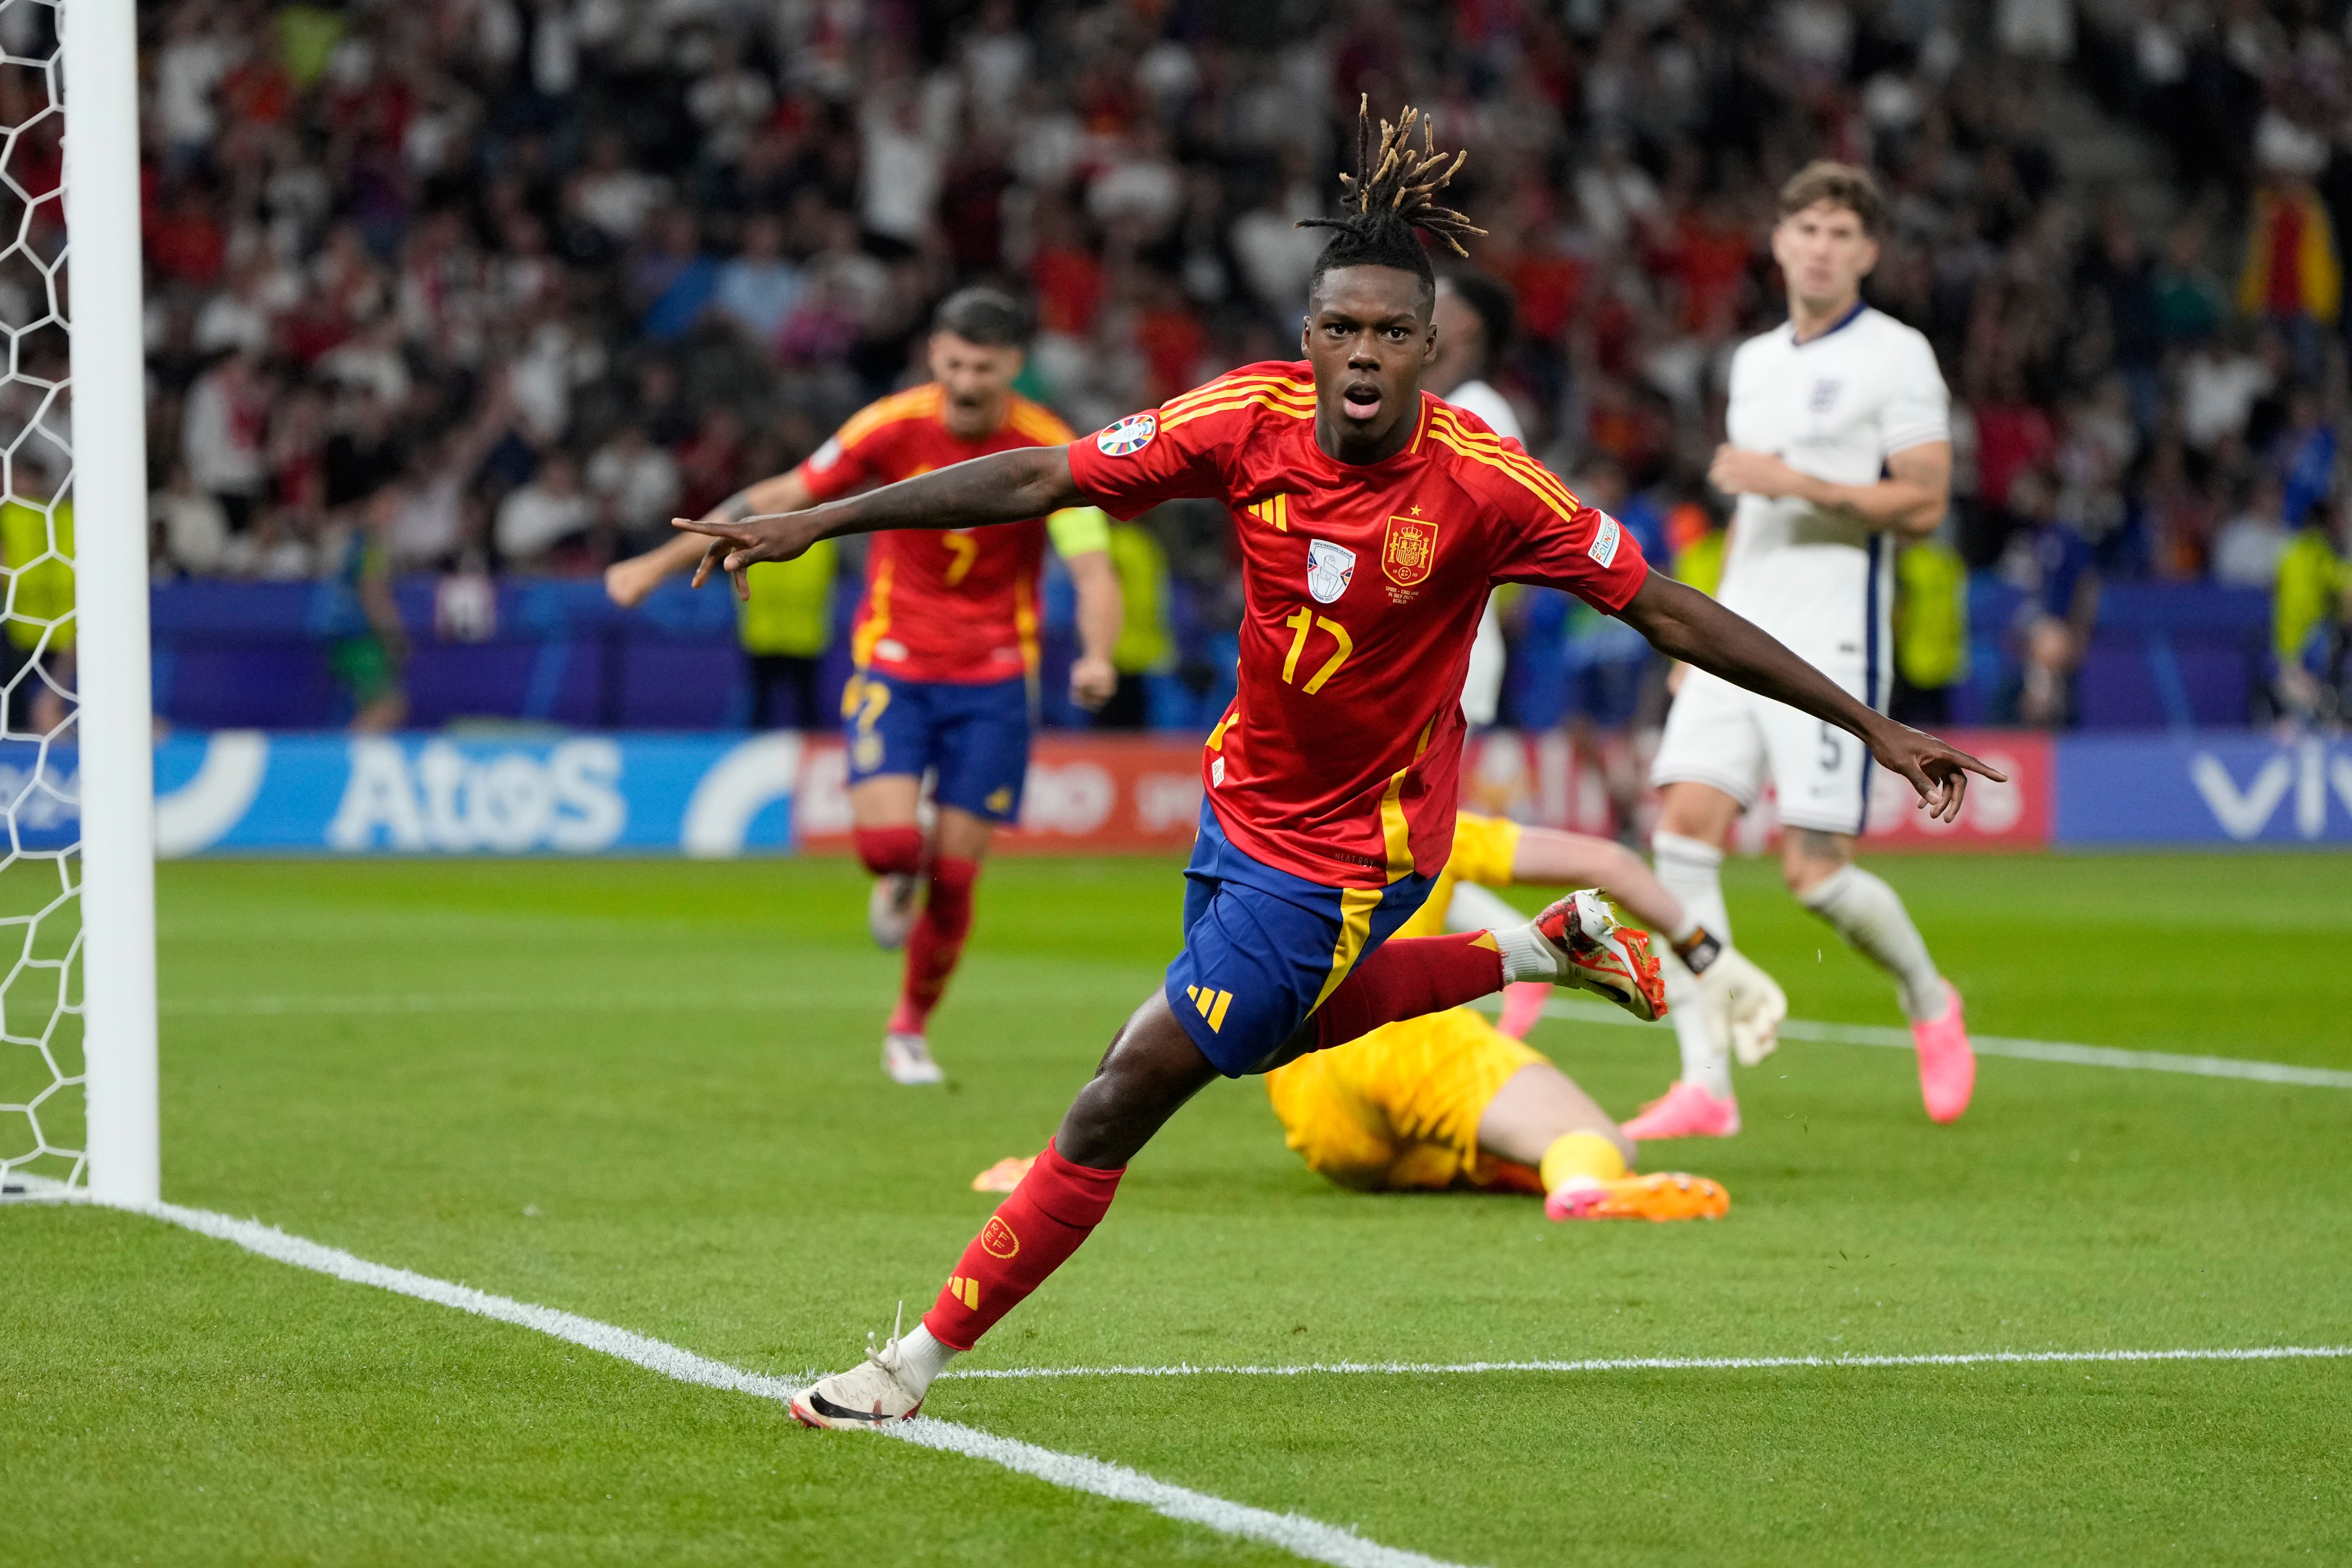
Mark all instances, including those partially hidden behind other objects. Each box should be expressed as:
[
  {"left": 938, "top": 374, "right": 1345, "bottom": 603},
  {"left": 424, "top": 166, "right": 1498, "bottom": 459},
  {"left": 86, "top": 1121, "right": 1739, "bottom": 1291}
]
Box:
[
  {"left": 1673, "top": 928, "right": 1722, "bottom": 975},
  {"left": 720, "top": 492, "right": 754, "bottom": 524}
]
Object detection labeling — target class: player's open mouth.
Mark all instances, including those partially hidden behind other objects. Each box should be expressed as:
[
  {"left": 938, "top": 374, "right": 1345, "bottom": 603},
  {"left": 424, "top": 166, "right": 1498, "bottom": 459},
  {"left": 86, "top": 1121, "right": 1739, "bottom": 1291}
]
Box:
[{"left": 1341, "top": 384, "right": 1383, "bottom": 420}]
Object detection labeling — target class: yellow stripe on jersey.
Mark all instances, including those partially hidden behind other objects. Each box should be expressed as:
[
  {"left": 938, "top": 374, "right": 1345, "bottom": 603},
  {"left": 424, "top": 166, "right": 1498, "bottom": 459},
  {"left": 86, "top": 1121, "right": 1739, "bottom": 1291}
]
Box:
[
  {"left": 1311, "top": 886, "right": 1385, "bottom": 1012},
  {"left": 850, "top": 556, "right": 895, "bottom": 671},
  {"left": 1205, "top": 702, "right": 1240, "bottom": 751},
  {"left": 1160, "top": 371, "right": 1312, "bottom": 420},
  {"left": 1013, "top": 574, "right": 1040, "bottom": 673},
  {"left": 1162, "top": 387, "right": 1316, "bottom": 433},
  {"left": 833, "top": 384, "right": 944, "bottom": 452},
  {"left": 1428, "top": 408, "right": 1582, "bottom": 504},
  {"left": 1426, "top": 413, "right": 1590, "bottom": 521},
  {"left": 1376, "top": 719, "right": 1438, "bottom": 884}
]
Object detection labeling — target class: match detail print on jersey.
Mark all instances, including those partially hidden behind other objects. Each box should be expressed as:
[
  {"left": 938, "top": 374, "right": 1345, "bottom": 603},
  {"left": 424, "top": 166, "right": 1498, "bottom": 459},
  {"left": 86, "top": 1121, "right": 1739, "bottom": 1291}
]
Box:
[
  {"left": 1096, "top": 412, "right": 1157, "bottom": 456},
  {"left": 1382, "top": 514, "right": 1439, "bottom": 587}
]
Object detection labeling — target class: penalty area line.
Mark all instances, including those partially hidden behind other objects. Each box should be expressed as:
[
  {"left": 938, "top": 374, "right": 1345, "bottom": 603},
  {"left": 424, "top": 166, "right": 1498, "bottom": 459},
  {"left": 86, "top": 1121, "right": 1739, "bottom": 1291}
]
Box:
[
  {"left": 124, "top": 1198, "right": 1474, "bottom": 1568},
  {"left": 943, "top": 1344, "right": 2352, "bottom": 1381}
]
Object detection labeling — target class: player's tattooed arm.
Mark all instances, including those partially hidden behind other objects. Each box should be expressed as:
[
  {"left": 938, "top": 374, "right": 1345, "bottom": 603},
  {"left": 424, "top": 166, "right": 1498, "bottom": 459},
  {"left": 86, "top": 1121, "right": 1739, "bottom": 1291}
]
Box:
[
  {"left": 1617, "top": 569, "right": 2003, "bottom": 821},
  {"left": 672, "top": 446, "right": 1085, "bottom": 596},
  {"left": 1707, "top": 440, "right": 1951, "bottom": 537}
]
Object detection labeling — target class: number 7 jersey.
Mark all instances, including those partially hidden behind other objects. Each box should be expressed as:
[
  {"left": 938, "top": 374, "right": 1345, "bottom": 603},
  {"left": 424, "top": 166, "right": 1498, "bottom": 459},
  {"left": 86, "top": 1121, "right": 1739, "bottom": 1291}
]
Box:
[
  {"left": 795, "top": 383, "right": 1096, "bottom": 685},
  {"left": 1069, "top": 360, "right": 1650, "bottom": 889}
]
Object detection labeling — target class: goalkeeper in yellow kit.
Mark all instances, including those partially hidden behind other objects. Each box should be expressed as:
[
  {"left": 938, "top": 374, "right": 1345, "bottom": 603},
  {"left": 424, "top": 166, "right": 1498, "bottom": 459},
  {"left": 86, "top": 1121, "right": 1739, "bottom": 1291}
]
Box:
[
  {"left": 1260, "top": 812, "right": 1785, "bottom": 1220},
  {"left": 976, "top": 813, "right": 1788, "bottom": 1220}
]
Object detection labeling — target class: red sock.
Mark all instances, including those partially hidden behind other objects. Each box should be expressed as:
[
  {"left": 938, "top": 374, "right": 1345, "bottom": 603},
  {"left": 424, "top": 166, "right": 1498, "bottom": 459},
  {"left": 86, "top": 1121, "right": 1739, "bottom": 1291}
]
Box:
[
  {"left": 923, "top": 1139, "right": 1124, "bottom": 1350},
  {"left": 852, "top": 825, "right": 925, "bottom": 878},
  {"left": 888, "top": 855, "right": 977, "bottom": 1035},
  {"left": 1312, "top": 932, "right": 1504, "bottom": 1052}
]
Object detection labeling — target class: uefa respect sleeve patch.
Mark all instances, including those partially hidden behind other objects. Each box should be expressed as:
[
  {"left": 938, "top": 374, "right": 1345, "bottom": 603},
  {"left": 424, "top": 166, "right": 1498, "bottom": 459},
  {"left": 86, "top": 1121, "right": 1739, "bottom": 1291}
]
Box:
[
  {"left": 1587, "top": 511, "right": 1623, "bottom": 569},
  {"left": 1096, "top": 412, "right": 1157, "bottom": 456}
]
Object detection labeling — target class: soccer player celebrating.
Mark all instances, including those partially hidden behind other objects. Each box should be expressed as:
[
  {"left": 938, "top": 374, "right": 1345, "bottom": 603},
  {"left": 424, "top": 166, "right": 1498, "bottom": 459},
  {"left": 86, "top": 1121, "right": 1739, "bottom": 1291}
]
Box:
[
  {"left": 606, "top": 288, "right": 1123, "bottom": 1086},
  {"left": 1631, "top": 163, "right": 1975, "bottom": 1142},
  {"left": 679, "top": 105, "right": 1995, "bottom": 1425}
]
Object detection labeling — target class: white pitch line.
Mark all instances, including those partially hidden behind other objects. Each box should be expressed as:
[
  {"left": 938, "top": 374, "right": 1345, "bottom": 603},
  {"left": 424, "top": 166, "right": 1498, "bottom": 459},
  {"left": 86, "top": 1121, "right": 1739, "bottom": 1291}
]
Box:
[
  {"left": 128, "top": 1199, "right": 1470, "bottom": 1568},
  {"left": 942, "top": 1344, "right": 2352, "bottom": 1381},
  {"left": 1492, "top": 995, "right": 2352, "bottom": 1090}
]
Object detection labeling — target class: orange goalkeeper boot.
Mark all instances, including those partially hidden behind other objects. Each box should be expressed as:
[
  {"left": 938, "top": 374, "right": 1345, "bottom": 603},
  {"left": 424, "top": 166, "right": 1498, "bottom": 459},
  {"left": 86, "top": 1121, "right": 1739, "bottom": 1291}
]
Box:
[{"left": 1546, "top": 1171, "right": 1730, "bottom": 1222}]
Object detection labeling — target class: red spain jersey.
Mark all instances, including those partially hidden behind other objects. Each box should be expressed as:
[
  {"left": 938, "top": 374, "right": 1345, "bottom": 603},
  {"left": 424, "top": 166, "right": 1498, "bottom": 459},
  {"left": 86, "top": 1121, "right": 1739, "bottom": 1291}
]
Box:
[
  {"left": 796, "top": 384, "right": 1079, "bottom": 685},
  {"left": 1068, "top": 361, "right": 1650, "bottom": 889}
]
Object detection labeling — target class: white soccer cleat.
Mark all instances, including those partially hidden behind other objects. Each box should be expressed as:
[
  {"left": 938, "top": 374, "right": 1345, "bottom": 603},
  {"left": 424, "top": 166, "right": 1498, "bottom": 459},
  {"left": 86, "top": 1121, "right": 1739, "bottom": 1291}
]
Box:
[
  {"left": 883, "top": 1031, "right": 944, "bottom": 1085},
  {"left": 869, "top": 872, "right": 920, "bottom": 950},
  {"left": 1523, "top": 890, "right": 1666, "bottom": 1021},
  {"left": 1700, "top": 944, "right": 1788, "bottom": 1067},
  {"left": 792, "top": 1322, "right": 927, "bottom": 1429}
]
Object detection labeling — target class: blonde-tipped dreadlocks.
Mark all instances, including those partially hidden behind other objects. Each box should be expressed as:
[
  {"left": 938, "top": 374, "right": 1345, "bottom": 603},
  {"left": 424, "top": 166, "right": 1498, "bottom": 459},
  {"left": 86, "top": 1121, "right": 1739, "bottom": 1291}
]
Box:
[{"left": 1297, "top": 97, "right": 1486, "bottom": 300}]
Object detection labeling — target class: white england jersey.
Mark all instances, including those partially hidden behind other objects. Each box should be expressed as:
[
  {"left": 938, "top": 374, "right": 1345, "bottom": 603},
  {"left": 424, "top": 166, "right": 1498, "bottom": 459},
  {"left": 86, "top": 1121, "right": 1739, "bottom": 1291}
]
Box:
[{"left": 1717, "top": 304, "right": 1948, "bottom": 699}]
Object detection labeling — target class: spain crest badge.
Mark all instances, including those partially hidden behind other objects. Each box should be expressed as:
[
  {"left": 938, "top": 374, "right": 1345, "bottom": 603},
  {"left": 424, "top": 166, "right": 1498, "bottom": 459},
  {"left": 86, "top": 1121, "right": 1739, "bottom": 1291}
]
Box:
[{"left": 1382, "top": 514, "right": 1439, "bottom": 587}]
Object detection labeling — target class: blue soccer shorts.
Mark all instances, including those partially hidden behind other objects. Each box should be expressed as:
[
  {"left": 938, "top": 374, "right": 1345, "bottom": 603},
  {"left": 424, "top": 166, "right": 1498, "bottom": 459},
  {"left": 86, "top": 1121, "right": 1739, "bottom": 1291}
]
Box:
[
  {"left": 843, "top": 671, "right": 1033, "bottom": 822},
  {"left": 1164, "top": 799, "right": 1436, "bottom": 1077}
]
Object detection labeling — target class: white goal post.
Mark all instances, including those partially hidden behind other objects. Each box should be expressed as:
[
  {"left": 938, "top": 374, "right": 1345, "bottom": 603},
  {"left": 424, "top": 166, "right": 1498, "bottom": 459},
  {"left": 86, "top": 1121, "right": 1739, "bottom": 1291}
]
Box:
[
  {"left": 66, "top": 0, "right": 156, "bottom": 1203},
  {"left": 0, "top": 0, "right": 158, "bottom": 1203}
]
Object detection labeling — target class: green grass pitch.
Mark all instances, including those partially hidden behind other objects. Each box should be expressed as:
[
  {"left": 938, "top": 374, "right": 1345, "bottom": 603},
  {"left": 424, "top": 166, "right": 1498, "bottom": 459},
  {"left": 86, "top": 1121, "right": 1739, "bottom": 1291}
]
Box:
[{"left": 7, "top": 850, "right": 2351, "bottom": 1565}]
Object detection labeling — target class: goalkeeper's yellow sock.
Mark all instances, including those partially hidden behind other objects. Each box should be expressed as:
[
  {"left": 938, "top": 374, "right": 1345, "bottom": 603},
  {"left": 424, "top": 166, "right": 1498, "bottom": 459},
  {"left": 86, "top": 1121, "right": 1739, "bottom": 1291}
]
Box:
[{"left": 1539, "top": 1131, "right": 1627, "bottom": 1193}]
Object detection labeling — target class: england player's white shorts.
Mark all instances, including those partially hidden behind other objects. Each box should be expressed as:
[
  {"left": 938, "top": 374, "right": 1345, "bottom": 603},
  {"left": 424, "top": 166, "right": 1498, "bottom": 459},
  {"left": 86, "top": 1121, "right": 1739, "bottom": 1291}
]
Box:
[{"left": 1650, "top": 666, "right": 1876, "bottom": 836}]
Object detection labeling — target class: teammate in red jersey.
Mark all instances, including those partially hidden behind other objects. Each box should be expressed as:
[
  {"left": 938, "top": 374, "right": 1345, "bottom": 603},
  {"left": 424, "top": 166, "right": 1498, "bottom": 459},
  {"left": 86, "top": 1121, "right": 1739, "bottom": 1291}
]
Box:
[
  {"left": 606, "top": 289, "right": 1122, "bottom": 1084},
  {"left": 680, "top": 104, "right": 1998, "bottom": 1424}
]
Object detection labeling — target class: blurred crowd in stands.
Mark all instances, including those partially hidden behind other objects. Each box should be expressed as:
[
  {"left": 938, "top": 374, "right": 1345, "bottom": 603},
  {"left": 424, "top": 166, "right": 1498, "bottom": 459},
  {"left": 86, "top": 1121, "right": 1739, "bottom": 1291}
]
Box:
[{"left": 126, "top": 0, "right": 2352, "bottom": 731}]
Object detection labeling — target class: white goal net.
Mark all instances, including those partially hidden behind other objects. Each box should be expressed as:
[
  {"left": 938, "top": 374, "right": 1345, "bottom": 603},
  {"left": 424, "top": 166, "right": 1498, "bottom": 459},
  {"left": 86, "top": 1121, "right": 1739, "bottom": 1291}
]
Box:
[{"left": 0, "top": 0, "right": 85, "bottom": 1196}]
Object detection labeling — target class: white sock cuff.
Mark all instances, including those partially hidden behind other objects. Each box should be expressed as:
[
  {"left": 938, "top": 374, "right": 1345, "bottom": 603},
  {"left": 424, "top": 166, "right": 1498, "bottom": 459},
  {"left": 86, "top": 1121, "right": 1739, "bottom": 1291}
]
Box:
[
  {"left": 1492, "top": 922, "right": 1554, "bottom": 984},
  {"left": 1651, "top": 831, "right": 1725, "bottom": 869},
  {"left": 897, "top": 1323, "right": 958, "bottom": 1394}
]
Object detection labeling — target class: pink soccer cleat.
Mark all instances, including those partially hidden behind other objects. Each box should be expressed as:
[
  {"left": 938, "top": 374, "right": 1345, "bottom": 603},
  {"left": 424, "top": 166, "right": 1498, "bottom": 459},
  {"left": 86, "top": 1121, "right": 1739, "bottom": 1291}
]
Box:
[
  {"left": 1496, "top": 981, "right": 1552, "bottom": 1040},
  {"left": 1620, "top": 1080, "right": 1741, "bottom": 1141},
  {"left": 1911, "top": 982, "right": 1974, "bottom": 1124}
]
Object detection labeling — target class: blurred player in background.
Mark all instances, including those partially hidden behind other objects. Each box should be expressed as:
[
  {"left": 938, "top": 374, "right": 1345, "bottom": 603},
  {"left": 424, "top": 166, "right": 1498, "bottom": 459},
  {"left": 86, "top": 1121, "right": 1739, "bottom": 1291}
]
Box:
[
  {"left": 683, "top": 106, "right": 1993, "bottom": 1427},
  {"left": 607, "top": 288, "right": 1123, "bottom": 1085},
  {"left": 1425, "top": 270, "right": 1519, "bottom": 727},
  {"left": 1635, "top": 162, "right": 1974, "bottom": 1141}
]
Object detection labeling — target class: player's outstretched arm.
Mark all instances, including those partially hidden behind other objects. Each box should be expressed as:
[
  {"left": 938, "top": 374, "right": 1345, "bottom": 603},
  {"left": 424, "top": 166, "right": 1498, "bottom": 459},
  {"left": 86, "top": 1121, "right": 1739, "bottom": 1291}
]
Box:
[
  {"left": 674, "top": 446, "right": 1084, "bottom": 598},
  {"left": 1615, "top": 569, "right": 2002, "bottom": 821},
  {"left": 608, "top": 470, "right": 817, "bottom": 607}
]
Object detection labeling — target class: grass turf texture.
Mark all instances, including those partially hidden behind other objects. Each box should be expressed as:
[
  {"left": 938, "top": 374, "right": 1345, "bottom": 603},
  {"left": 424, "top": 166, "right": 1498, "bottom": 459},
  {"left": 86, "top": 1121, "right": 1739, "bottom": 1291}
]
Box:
[{"left": 7, "top": 851, "right": 2350, "bottom": 1565}]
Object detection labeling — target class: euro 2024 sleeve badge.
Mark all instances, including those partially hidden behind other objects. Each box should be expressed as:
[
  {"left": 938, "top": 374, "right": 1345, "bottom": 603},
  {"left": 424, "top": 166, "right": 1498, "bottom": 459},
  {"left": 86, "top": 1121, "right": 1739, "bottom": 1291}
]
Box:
[
  {"left": 1096, "top": 412, "right": 1157, "bottom": 456},
  {"left": 1306, "top": 539, "right": 1356, "bottom": 604}
]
